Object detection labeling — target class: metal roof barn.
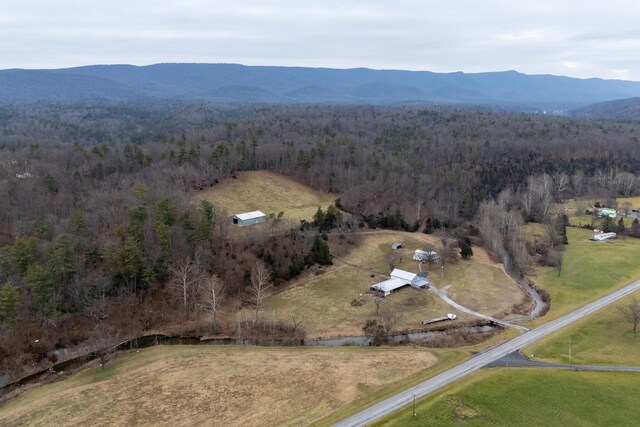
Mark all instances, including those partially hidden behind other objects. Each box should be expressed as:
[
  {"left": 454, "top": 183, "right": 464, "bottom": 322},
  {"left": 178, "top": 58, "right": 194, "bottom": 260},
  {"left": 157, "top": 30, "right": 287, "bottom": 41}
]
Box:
[
  {"left": 390, "top": 268, "right": 417, "bottom": 284},
  {"left": 370, "top": 278, "right": 408, "bottom": 297},
  {"left": 231, "top": 210, "right": 267, "bottom": 226}
]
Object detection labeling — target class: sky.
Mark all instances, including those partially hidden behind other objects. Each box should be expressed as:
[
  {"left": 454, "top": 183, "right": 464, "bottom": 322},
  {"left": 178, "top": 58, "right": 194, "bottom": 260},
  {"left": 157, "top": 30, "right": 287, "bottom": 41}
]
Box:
[{"left": 1, "top": 0, "right": 639, "bottom": 80}]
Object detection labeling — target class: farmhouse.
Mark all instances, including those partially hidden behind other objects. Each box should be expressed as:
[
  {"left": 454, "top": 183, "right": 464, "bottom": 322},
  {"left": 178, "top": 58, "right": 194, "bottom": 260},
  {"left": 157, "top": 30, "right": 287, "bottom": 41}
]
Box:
[
  {"left": 413, "top": 249, "right": 440, "bottom": 263},
  {"left": 597, "top": 208, "right": 617, "bottom": 218},
  {"left": 231, "top": 210, "right": 267, "bottom": 226},
  {"left": 590, "top": 232, "right": 617, "bottom": 241}
]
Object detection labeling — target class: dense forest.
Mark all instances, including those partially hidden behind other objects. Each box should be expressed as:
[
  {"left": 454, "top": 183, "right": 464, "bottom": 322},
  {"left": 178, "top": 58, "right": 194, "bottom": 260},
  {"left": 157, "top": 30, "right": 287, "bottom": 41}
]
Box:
[{"left": 1, "top": 102, "right": 640, "bottom": 384}]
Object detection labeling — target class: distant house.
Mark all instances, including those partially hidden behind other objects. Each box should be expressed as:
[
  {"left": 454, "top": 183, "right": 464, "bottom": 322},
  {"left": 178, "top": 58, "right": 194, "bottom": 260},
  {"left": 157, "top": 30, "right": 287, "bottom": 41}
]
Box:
[
  {"left": 15, "top": 172, "right": 32, "bottom": 179},
  {"left": 597, "top": 208, "right": 617, "bottom": 218},
  {"left": 590, "top": 232, "right": 617, "bottom": 241},
  {"left": 231, "top": 210, "right": 267, "bottom": 226},
  {"left": 413, "top": 249, "right": 440, "bottom": 263},
  {"left": 391, "top": 242, "right": 403, "bottom": 250}
]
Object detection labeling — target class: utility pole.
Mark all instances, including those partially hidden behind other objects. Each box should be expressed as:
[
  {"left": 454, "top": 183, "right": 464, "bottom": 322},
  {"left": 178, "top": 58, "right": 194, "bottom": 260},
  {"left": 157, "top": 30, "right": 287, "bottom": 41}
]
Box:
[{"left": 413, "top": 393, "right": 416, "bottom": 418}]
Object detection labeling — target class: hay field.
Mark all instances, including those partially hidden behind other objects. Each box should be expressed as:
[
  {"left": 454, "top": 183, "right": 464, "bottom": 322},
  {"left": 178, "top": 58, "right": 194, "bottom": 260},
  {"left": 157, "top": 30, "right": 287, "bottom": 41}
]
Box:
[
  {"left": 376, "top": 368, "right": 640, "bottom": 427},
  {"left": 525, "top": 226, "right": 640, "bottom": 326},
  {"left": 0, "top": 345, "right": 439, "bottom": 427},
  {"left": 195, "top": 171, "right": 336, "bottom": 222},
  {"left": 527, "top": 290, "right": 640, "bottom": 366}
]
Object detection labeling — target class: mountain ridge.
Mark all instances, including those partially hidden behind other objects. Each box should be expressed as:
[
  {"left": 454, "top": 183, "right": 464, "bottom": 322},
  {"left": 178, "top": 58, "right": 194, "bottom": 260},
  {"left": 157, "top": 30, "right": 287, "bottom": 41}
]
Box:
[{"left": 2, "top": 63, "right": 640, "bottom": 109}]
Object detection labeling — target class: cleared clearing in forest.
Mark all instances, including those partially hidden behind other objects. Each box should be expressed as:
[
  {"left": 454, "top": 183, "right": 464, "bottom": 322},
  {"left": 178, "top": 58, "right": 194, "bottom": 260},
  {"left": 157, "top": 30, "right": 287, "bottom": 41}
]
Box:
[{"left": 195, "top": 171, "right": 336, "bottom": 222}]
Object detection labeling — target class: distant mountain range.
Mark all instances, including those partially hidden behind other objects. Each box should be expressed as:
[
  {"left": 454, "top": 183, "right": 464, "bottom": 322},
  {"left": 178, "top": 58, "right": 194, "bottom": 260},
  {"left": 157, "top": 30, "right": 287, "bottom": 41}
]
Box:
[{"left": 2, "top": 63, "right": 640, "bottom": 111}]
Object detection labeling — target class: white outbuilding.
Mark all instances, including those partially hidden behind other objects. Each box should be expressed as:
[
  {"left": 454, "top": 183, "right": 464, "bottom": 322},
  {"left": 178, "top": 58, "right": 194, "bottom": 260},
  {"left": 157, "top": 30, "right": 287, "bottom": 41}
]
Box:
[
  {"left": 231, "top": 210, "right": 267, "bottom": 226},
  {"left": 370, "top": 278, "right": 409, "bottom": 297},
  {"left": 370, "top": 269, "right": 430, "bottom": 297}
]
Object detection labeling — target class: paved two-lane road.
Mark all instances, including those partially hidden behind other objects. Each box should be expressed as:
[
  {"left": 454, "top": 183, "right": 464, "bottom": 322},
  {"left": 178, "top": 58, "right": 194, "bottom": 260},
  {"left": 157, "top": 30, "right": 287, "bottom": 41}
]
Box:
[{"left": 334, "top": 278, "right": 640, "bottom": 427}]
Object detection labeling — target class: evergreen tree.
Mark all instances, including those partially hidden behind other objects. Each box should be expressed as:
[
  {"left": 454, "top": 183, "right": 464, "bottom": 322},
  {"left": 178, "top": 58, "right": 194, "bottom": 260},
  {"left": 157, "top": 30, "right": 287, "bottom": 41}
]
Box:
[
  {"left": 0, "top": 283, "right": 21, "bottom": 325},
  {"left": 70, "top": 209, "right": 87, "bottom": 236},
  {"left": 156, "top": 198, "right": 175, "bottom": 226},
  {"left": 460, "top": 241, "right": 473, "bottom": 259},
  {"left": 312, "top": 207, "right": 326, "bottom": 230},
  {"left": 197, "top": 200, "right": 214, "bottom": 242},
  {"left": 12, "top": 237, "right": 38, "bottom": 275},
  {"left": 309, "top": 235, "right": 333, "bottom": 265},
  {"left": 25, "top": 263, "right": 57, "bottom": 314}
]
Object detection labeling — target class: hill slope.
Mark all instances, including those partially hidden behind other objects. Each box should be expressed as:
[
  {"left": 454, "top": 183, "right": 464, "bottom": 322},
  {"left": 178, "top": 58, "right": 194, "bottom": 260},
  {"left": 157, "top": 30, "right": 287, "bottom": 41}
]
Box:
[
  {"left": 572, "top": 97, "right": 640, "bottom": 120},
  {"left": 2, "top": 63, "right": 640, "bottom": 108}
]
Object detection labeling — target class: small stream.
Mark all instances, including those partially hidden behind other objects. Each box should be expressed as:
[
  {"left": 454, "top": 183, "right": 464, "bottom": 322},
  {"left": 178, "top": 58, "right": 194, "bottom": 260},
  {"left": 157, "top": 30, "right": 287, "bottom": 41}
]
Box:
[
  {"left": 304, "top": 325, "right": 495, "bottom": 347},
  {"left": 1, "top": 324, "right": 498, "bottom": 392}
]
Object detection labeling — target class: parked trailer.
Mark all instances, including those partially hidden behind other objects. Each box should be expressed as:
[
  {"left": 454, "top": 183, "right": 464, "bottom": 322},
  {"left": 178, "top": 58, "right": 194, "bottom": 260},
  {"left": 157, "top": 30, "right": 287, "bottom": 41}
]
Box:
[
  {"left": 590, "top": 232, "right": 617, "bottom": 241},
  {"left": 421, "top": 313, "right": 457, "bottom": 325}
]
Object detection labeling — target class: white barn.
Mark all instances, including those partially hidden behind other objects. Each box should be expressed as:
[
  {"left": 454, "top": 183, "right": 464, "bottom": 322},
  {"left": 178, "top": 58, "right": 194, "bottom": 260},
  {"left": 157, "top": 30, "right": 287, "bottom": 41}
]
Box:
[
  {"left": 370, "top": 269, "right": 430, "bottom": 297},
  {"left": 390, "top": 268, "right": 416, "bottom": 284},
  {"left": 370, "top": 278, "right": 408, "bottom": 297},
  {"left": 231, "top": 210, "right": 267, "bottom": 226}
]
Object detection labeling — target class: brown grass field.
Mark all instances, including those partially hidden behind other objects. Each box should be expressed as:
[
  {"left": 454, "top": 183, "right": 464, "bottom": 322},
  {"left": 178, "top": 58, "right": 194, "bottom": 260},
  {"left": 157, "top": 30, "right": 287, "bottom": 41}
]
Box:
[
  {"left": 0, "top": 345, "right": 447, "bottom": 427},
  {"left": 195, "top": 170, "right": 336, "bottom": 222},
  {"left": 263, "top": 231, "right": 530, "bottom": 337}
]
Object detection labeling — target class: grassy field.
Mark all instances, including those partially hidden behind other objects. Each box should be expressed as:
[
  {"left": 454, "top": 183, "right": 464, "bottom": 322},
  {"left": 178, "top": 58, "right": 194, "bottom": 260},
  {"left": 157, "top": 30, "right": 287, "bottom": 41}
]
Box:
[
  {"left": 0, "top": 345, "right": 465, "bottom": 427},
  {"left": 526, "top": 291, "right": 640, "bottom": 365},
  {"left": 375, "top": 368, "right": 640, "bottom": 426},
  {"left": 264, "top": 231, "right": 529, "bottom": 337},
  {"left": 525, "top": 226, "right": 640, "bottom": 326},
  {"left": 195, "top": 170, "right": 336, "bottom": 222}
]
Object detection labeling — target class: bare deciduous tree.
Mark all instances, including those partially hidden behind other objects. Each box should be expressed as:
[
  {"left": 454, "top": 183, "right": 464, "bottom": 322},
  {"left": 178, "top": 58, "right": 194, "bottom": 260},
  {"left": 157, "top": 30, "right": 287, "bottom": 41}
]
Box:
[
  {"left": 170, "top": 257, "right": 204, "bottom": 318},
  {"left": 380, "top": 309, "right": 403, "bottom": 337},
  {"left": 387, "top": 250, "right": 401, "bottom": 270},
  {"left": 373, "top": 295, "right": 385, "bottom": 317},
  {"left": 203, "top": 274, "right": 225, "bottom": 330},
  {"left": 250, "top": 261, "right": 273, "bottom": 323},
  {"left": 619, "top": 298, "right": 640, "bottom": 335}
]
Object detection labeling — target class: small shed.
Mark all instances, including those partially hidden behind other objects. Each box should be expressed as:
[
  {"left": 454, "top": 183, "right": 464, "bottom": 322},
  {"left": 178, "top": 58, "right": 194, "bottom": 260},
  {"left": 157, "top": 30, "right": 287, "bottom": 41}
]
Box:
[
  {"left": 231, "top": 210, "right": 267, "bottom": 226},
  {"left": 391, "top": 242, "right": 403, "bottom": 250}
]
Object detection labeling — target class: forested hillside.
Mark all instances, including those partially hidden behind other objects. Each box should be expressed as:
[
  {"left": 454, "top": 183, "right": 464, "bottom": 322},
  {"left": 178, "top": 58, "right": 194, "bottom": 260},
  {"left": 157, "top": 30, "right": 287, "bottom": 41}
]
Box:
[
  {"left": 572, "top": 97, "right": 640, "bottom": 120},
  {"left": 1, "top": 103, "right": 640, "bottom": 384}
]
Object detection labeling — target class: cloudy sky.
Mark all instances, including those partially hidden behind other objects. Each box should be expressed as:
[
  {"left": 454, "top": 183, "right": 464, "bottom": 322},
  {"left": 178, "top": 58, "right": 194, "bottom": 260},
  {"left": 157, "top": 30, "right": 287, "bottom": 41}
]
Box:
[{"left": 1, "top": 0, "right": 639, "bottom": 80}]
